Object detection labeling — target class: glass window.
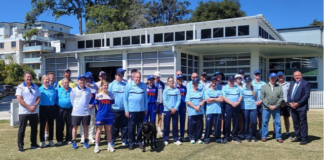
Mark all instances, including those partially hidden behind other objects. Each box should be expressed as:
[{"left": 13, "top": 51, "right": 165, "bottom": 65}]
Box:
[
  {"left": 204, "top": 62, "right": 214, "bottom": 67},
  {"left": 132, "top": 36, "right": 140, "bottom": 45},
  {"left": 86, "top": 40, "right": 93, "bottom": 48},
  {"left": 106, "top": 38, "right": 110, "bottom": 46},
  {"left": 269, "top": 58, "right": 285, "bottom": 62},
  {"left": 77, "top": 41, "right": 84, "bottom": 49},
  {"left": 215, "top": 54, "right": 226, "bottom": 60},
  {"left": 113, "top": 37, "right": 121, "bottom": 46},
  {"left": 164, "top": 32, "right": 174, "bottom": 42},
  {"left": 303, "top": 76, "right": 317, "bottom": 81},
  {"left": 11, "top": 41, "right": 16, "bottom": 47},
  {"left": 181, "top": 67, "right": 187, "bottom": 74},
  {"left": 259, "top": 26, "right": 262, "bottom": 37},
  {"left": 175, "top": 31, "right": 185, "bottom": 41},
  {"left": 181, "top": 53, "right": 187, "bottom": 58},
  {"left": 127, "top": 53, "right": 141, "bottom": 59},
  {"left": 226, "top": 54, "right": 237, "bottom": 60},
  {"left": 154, "top": 33, "right": 163, "bottom": 43},
  {"left": 203, "top": 55, "right": 214, "bottom": 60},
  {"left": 188, "top": 55, "right": 193, "bottom": 59},
  {"left": 238, "top": 60, "right": 250, "bottom": 65},
  {"left": 226, "top": 61, "right": 237, "bottom": 66},
  {"left": 102, "top": 39, "right": 104, "bottom": 47},
  {"left": 141, "top": 35, "right": 150, "bottom": 44},
  {"left": 94, "top": 39, "right": 101, "bottom": 47},
  {"left": 310, "top": 83, "right": 318, "bottom": 89},
  {"left": 269, "top": 62, "right": 285, "bottom": 69},
  {"left": 226, "top": 68, "right": 237, "bottom": 73},
  {"left": 269, "top": 35, "right": 275, "bottom": 40},
  {"left": 181, "top": 59, "right": 187, "bottom": 66},
  {"left": 122, "top": 37, "right": 130, "bottom": 45},
  {"left": 302, "top": 57, "right": 318, "bottom": 68},
  {"left": 213, "top": 28, "right": 223, "bottom": 38},
  {"left": 225, "top": 26, "right": 236, "bottom": 37},
  {"left": 238, "top": 25, "right": 249, "bottom": 36},
  {"left": 143, "top": 52, "right": 157, "bottom": 58},
  {"left": 201, "top": 29, "right": 211, "bottom": 39},
  {"left": 186, "top": 30, "right": 193, "bottom": 40},
  {"left": 158, "top": 51, "right": 173, "bottom": 58},
  {"left": 238, "top": 53, "right": 250, "bottom": 59},
  {"left": 194, "top": 56, "right": 199, "bottom": 60}
]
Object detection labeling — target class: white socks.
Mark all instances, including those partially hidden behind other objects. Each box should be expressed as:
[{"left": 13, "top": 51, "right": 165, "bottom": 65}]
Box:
[{"left": 95, "top": 143, "right": 99, "bottom": 147}]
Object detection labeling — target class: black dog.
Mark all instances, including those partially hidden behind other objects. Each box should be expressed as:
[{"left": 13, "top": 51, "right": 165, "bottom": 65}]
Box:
[{"left": 141, "top": 121, "right": 157, "bottom": 152}]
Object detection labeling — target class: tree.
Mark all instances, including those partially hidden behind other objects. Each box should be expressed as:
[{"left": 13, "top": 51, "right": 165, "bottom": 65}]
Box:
[
  {"left": 23, "top": 28, "right": 39, "bottom": 42},
  {"left": 190, "top": 0, "right": 246, "bottom": 22},
  {"left": 309, "top": 19, "right": 323, "bottom": 26}
]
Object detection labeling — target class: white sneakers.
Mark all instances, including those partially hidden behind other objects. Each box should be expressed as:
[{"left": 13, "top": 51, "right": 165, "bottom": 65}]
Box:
[
  {"left": 66, "top": 141, "right": 72, "bottom": 145},
  {"left": 94, "top": 146, "right": 100, "bottom": 153},
  {"left": 80, "top": 139, "right": 84, "bottom": 144},
  {"left": 164, "top": 141, "right": 168, "bottom": 146},
  {"left": 190, "top": 140, "right": 195, "bottom": 144},
  {"left": 49, "top": 140, "right": 55, "bottom": 147},
  {"left": 198, "top": 140, "right": 203, "bottom": 144},
  {"left": 107, "top": 144, "right": 115, "bottom": 152},
  {"left": 174, "top": 141, "right": 182, "bottom": 145},
  {"left": 40, "top": 141, "right": 46, "bottom": 148},
  {"left": 89, "top": 138, "right": 95, "bottom": 144},
  {"left": 158, "top": 130, "right": 163, "bottom": 136}
]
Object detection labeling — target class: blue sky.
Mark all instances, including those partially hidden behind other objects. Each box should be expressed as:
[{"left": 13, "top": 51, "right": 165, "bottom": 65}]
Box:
[{"left": 0, "top": 0, "right": 322, "bottom": 34}]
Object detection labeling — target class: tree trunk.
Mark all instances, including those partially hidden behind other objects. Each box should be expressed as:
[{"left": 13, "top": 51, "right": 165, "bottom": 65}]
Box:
[{"left": 78, "top": 15, "right": 83, "bottom": 35}]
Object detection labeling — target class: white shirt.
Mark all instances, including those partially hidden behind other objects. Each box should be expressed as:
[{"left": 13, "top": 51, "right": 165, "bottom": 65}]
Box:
[
  {"left": 269, "top": 83, "right": 274, "bottom": 92},
  {"left": 70, "top": 86, "right": 91, "bottom": 116},
  {"left": 200, "top": 80, "right": 211, "bottom": 90},
  {"left": 277, "top": 81, "right": 290, "bottom": 102},
  {"left": 15, "top": 82, "right": 40, "bottom": 114}
]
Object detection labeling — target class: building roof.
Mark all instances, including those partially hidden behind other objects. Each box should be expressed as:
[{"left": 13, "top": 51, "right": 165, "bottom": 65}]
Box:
[
  {"left": 35, "top": 21, "right": 73, "bottom": 29},
  {"left": 277, "top": 25, "right": 323, "bottom": 31}
]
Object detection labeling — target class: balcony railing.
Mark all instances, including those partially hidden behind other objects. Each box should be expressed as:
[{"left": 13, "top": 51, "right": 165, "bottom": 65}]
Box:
[
  {"left": 34, "top": 69, "right": 41, "bottom": 74},
  {"left": 22, "top": 57, "right": 41, "bottom": 63},
  {"left": 23, "top": 45, "right": 55, "bottom": 52}
]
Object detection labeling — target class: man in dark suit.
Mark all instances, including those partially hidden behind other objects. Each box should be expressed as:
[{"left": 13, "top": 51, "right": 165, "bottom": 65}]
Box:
[{"left": 287, "top": 71, "right": 311, "bottom": 145}]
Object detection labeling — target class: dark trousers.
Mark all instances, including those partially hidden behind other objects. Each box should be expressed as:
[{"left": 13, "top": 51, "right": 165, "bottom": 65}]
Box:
[
  {"left": 56, "top": 107, "right": 72, "bottom": 142},
  {"left": 188, "top": 115, "right": 203, "bottom": 141},
  {"left": 179, "top": 102, "right": 186, "bottom": 138},
  {"left": 18, "top": 114, "right": 38, "bottom": 146},
  {"left": 39, "top": 106, "right": 55, "bottom": 142},
  {"left": 244, "top": 109, "right": 257, "bottom": 139},
  {"left": 224, "top": 103, "right": 240, "bottom": 140},
  {"left": 144, "top": 103, "right": 156, "bottom": 122},
  {"left": 204, "top": 114, "right": 222, "bottom": 142},
  {"left": 128, "top": 112, "right": 145, "bottom": 146},
  {"left": 112, "top": 109, "right": 128, "bottom": 143},
  {"left": 163, "top": 111, "right": 179, "bottom": 142},
  {"left": 291, "top": 109, "right": 308, "bottom": 141}
]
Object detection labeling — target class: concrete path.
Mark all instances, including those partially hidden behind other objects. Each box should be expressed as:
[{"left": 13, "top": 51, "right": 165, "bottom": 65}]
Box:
[{"left": 0, "top": 96, "right": 16, "bottom": 120}]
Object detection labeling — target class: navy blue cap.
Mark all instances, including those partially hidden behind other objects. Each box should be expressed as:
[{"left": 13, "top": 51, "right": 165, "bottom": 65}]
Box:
[
  {"left": 210, "top": 76, "right": 217, "bottom": 81},
  {"left": 254, "top": 70, "right": 261, "bottom": 74},
  {"left": 177, "top": 74, "right": 184, "bottom": 79},
  {"left": 227, "top": 76, "right": 234, "bottom": 81},
  {"left": 245, "top": 77, "right": 252, "bottom": 82},
  {"left": 214, "top": 71, "right": 224, "bottom": 78},
  {"left": 64, "top": 68, "right": 71, "bottom": 72},
  {"left": 192, "top": 79, "right": 199, "bottom": 84},
  {"left": 269, "top": 72, "right": 277, "bottom": 78},
  {"left": 277, "top": 71, "right": 284, "bottom": 76},
  {"left": 238, "top": 69, "right": 244, "bottom": 74},
  {"left": 116, "top": 68, "right": 126, "bottom": 75},
  {"left": 77, "top": 75, "right": 85, "bottom": 80},
  {"left": 147, "top": 75, "right": 154, "bottom": 80}
]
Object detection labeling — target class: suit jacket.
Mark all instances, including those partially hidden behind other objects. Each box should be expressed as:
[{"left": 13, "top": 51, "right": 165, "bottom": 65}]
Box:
[{"left": 287, "top": 79, "right": 311, "bottom": 111}]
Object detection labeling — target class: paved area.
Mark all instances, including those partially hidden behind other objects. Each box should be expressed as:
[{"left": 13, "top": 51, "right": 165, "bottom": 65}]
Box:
[{"left": 0, "top": 96, "right": 16, "bottom": 120}]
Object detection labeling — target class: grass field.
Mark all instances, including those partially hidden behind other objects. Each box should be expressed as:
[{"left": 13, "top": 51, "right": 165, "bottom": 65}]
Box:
[{"left": 0, "top": 109, "right": 322, "bottom": 160}]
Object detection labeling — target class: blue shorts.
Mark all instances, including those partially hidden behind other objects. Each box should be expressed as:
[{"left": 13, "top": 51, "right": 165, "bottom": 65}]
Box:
[
  {"left": 156, "top": 103, "right": 164, "bottom": 114},
  {"left": 95, "top": 118, "right": 113, "bottom": 126}
]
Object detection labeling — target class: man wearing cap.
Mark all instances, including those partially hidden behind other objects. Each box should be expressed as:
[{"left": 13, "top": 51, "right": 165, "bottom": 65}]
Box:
[
  {"left": 261, "top": 73, "right": 283, "bottom": 143},
  {"left": 273, "top": 71, "right": 292, "bottom": 140},
  {"left": 175, "top": 74, "right": 187, "bottom": 141},
  {"left": 128, "top": 69, "right": 138, "bottom": 83},
  {"left": 124, "top": 72, "right": 148, "bottom": 150},
  {"left": 252, "top": 70, "right": 266, "bottom": 135},
  {"left": 153, "top": 71, "right": 165, "bottom": 135},
  {"left": 238, "top": 70, "right": 245, "bottom": 84},
  {"left": 176, "top": 71, "right": 187, "bottom": 86},
  {"left": 109, "top": 68, "right": 129, "bottom": 146},
  {"left": 70, "top": 75, "right": 92, "bottom": 149},
  {"left": 58, "top": 69, "right": 77, "bottom": 88},
  {"left": 214, "top": 71, "right": 227, "bottom": 134},
  {"left": 222, "top": 76, "right": 242, "bottom": 143}
]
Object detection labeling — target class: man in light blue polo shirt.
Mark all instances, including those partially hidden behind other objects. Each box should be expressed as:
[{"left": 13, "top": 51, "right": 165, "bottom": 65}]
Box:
[
  {"left": 109, "top": 68, "right": 128, "bottom": 146},
  {"left": 124, "top": 72, "right": 148, "bottom": 150},
  {"left": 186, "top": 72, "right": 205, "bottom": 94},
  {"left": 252, "top": 70, "right": 266, "bottom": 136}
]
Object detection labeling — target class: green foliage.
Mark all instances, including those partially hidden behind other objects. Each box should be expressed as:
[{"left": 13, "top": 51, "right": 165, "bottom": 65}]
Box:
[
  {"left": 190, "top": 0, "right": 246, "bottom": 22},
  {"left": 0, "top": 62, "right": 37, "bottom": 85},
  {"left": 309, "top": 19, "right": 323, "bottom": 26},
  {"left": 23, "top": 28, "right": 39, "bottom": 42}
]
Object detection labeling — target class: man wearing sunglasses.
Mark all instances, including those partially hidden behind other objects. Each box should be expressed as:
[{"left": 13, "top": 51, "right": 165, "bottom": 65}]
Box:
[{"left": 16, "top": 71, "right": 41, "bottom": 152}]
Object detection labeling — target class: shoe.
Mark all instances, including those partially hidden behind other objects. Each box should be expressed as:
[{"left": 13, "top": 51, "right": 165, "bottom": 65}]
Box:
[
  {"left": 122, "top": 141, "right": 129, "bottom": 146},
  {"left": 89, "top": 138, "right": 95, "bottom": 144},
  {"left": 277, "top": 139, "right": 283, "bottom": 143},
  {"left": 72, "top": 142, "right": 78, "bottom": 149},
  {"left": 180, "top": 137, "right": 187, "bottom": 142},
  {"left": 222, "top": 139, "right": 228, "bottom": 144},
  {"left": 216, "top": 139, "right": 223, "bottom": 143},
  {"left": 291, "top": 138, "right": 301, "bottom": 142},
  {"left": 204, "top": 141, "right": 209, "bottom": 144},
  {"left": 129, "top": 145, "right": 134, "bottom": 150},
  {"left": 261, "top": 138, "right": 267, "bottom": 142},
  {"left": 239, "top": 133, "right": 245, "bottom": 139},
  {"left": 49, "top": 140, "right": 55, "bottom": 147},
  {"left": 190, "top": 140, "right": 195, "bottom": 144},
  {"left": 67, "top": 141, "right": 72, "bottom": 145},
  {"left": 107, "top": 144, "right": 115, "bottom": 152},
  {"left": 158, "top": 130, "right": 163, "bottom": 136},
  {"left": 174, "top": 141, "right": 182, "bottom": 145},
  {"left": 251, "top": 137, "right": 258, "bottom": 142},
  {"left": 232, "top": 139, "right": 242, "bottom": 144},
  {"left": 40, "top": 141, "right": 46, "bottom": 148},
  {"left": 56, "top": 142, "right": 62, "bottom": 146},
  {"left": 84, "top": 142, "right": 90, "bottom": 148},
  {"left": 18, "top": 145, "right": 24, "bottom": 152},
  {"left": 94, "top": 146, "right": 100, "bottom": 153},
  {"left": 272, "top": 133, "right": 276, "bottom": 139},
  {"left": 300, "top": 141, "right": 307, "bottom": 145},
  {"left": 198, "top": 140, "right": 203, "bottom": 144},
  {"left": 164, "top": 141, "right": 168, "bottom": 146},
  {"left": 80, "top": 139, "right": 84, "bottom": 144},
  {"left": 138, "top": 144, "right": 144, "bottom": 149},
  {"left": 30, "top": 144, "right": 41, "bottom": 149},
  {"left": 245, "top": 139, "right": 252, "bottom": 142},
  {"left": 286, "top": 134, "right": 293, "bottom": 140}
]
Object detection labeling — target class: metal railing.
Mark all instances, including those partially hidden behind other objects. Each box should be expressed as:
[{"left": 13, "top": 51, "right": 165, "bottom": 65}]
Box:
[
  {"left": 22, "top": 57, "right": 41, "bottom": 63},
  {"left": 23, "top": 45, "right": 55, "bottom": 52}
]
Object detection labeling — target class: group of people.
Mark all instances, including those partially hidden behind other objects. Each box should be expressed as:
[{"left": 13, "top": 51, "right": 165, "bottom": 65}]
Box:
[{"left": 16, "top": 67, "right": 311, "bottom": 153}]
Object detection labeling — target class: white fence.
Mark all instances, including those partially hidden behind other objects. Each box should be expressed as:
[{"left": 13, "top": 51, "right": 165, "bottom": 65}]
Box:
[{"left": 309, "top": 90, "right": 324, "bottom": 109}]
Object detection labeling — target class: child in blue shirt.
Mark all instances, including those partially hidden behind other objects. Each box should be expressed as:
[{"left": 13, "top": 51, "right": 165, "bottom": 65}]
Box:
[
  {"left": 144, "top": 75, "right": 158, "bottom": 122},
  {"left": 175, "top": 74, "right": 187, "bottom": 141}
]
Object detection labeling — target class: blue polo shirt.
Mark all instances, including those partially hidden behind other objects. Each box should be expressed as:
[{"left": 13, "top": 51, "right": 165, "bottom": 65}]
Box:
[
  {"left": 147, "top": 84, "right": 158, "bottom": 103},
  {"left": 50, "top": 82, "right": 59, "bottom": 90},
  {"left": 124, "top": 81, "right": 148, "bottom": 112},
  {"left": 57, "top": 87, "right": 72, "bottom": 108},
  {"left": 39, "top": 85, "right": 57, "bottom": 106},
  {"left": 108, "top": 80, "right": 127, "bottom": 110},
  {"left": 185, "top": 89, "right": 205, "bottom": 116},
  {"left": 176, "top": 84, "right": 187, "bottom": 103},
  {"left": 241, "top": 86, "right": 258, "bottom": 110},
  {"left": 163, "top": 87, "right": 181, "bottom": 111},
  {"left": 204, "top": 87, "right": 223, "bottom": 114},
  {"left": 252, "top": 80, "right": 266, "bottom": 101},
  {"left": 222, "top": 85, "right": 242, "bottom": 103},
  {"left": 186, "top": 81, "right": 205, "bottom": 95}
]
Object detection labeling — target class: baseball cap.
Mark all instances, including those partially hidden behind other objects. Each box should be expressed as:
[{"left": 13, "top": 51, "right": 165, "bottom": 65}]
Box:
[
  {"left": 77, "top": 75, "right": 85, "bottom": 80},
  {"left": 277, "top": 71, "right": 284, "bottom": 76},
  {"left": 245, "top": 77, "right": 252, "bottom": 82},
  {"left": 116, "top": 68, "right": 126, "bottom": 75},
  {"left": 254, "top": 70, "right": 261, "bottom": 74},
  {"left": 238, "top": 69, "right": 245, "bottom": 74},
  {"left": 235, "top": 74, "right": 242, "bottom": 79},
  {"left": 214, "top": 71, "right": 224, "bottom": 77},
  {"left": 99, "top": 71, "right": 106, "bottom": 76},
  {"left": 147, "top": 75, "right": 154, "bottom": 80},
  {"left": 177, "top": 74, "right": 184, "bottom": 79},
  {"left": 154, "top": 71, "right": 161, "bottom": 77},
  {"left": 201, "top": 72, "right": 207, "bottom": 76},
  {"left": 210, "top": 76, "right": 217, "bottom": 81},
  {"left": 269, "top": 73, "right": 277, "bottom": 78},
  {"left": 85, "top": 71, "right": 92, "bottom": 77},
  {"left": 227, "top": 76, "right": 234, "bottom": 81},
  {"left": 64, "top": 69, "right": 71, "bottom": 72},
  {"left": 192, "top": 78, "right": 199, "bottom": 84}
]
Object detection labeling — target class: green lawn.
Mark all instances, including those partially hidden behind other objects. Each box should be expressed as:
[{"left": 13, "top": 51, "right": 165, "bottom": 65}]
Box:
[{"left": 0, "top": 109, "right": 322, "bottom": 160}]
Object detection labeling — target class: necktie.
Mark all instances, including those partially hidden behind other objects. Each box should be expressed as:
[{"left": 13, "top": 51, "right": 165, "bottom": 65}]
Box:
[{"left": 291, "top": 82, "right": 299, "bottom": 102}]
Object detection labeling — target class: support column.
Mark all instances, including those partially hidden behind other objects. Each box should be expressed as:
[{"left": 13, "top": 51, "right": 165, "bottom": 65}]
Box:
[
  {"left": 104, "top": 33, "right": 107, "bottom": 47},
  {"left": 122, "top": 51, "right": 128, "bottom": 78},
  {"left": 250, "top": 51, "right": 260, "bottom": 76},
  {"left": 193, "top": 24, "right": 196, "bottom": 40}
]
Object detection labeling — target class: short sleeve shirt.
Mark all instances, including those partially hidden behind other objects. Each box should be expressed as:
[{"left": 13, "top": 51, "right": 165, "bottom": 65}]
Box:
[{"left": 15, "top": 82, "right": 40, "bottom": 114}]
